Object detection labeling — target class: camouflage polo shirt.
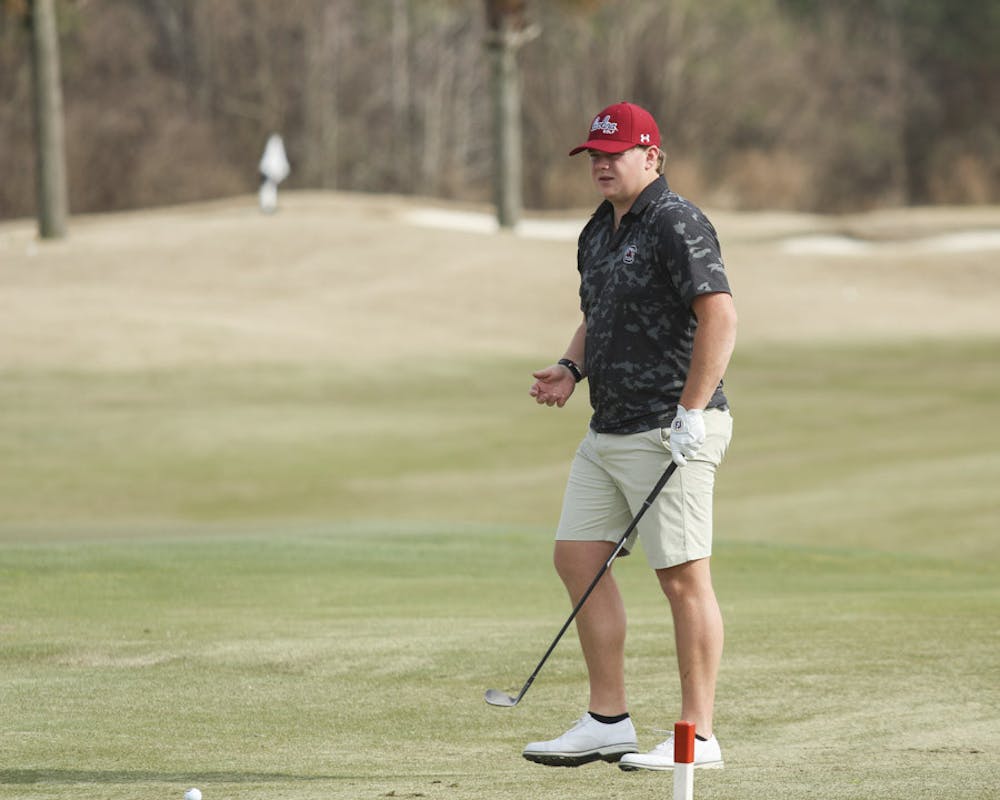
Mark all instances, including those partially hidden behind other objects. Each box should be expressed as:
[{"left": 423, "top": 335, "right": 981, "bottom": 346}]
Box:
[{"left": 578, "top": 175, "right": 731, "bottom": 434}]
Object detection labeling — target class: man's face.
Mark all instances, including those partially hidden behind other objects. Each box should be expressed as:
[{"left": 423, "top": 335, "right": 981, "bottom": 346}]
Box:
[{"left": 588, "top": 146, "right": 657, "bottom": 204}]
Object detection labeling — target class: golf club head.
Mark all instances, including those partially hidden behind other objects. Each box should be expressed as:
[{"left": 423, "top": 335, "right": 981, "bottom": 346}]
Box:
[{"left": 484, "top": 688, "right": 519, "bottom": 707}]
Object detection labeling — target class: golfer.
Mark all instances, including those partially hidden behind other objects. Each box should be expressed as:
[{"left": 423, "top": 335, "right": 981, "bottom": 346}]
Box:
[{"left": 523, "top": 101, "right": 736, "bottom": 772}]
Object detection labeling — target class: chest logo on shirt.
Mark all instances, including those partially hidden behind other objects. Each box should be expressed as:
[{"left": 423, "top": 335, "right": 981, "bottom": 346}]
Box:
[{"left": 623, "top": 244, "right": 638, "bottom": 264}]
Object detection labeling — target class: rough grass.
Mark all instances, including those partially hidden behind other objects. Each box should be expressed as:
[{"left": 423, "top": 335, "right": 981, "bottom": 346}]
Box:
[{"left": 1, "top": 341, "right": 999, "bottom": 799}]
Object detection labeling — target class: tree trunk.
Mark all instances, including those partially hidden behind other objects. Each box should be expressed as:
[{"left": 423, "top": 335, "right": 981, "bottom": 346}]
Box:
[
  {"left": 487, "top": 12, "right": 529, "bottom": 229},
  {"left": 492, "top": 32, "right": 521, "bottom": 228},
  {"left": 391, "top": 0, "right": 412, "bottom": 192},
  {"left": 30, "top": 0, "right": 68, "bottom": 239}
]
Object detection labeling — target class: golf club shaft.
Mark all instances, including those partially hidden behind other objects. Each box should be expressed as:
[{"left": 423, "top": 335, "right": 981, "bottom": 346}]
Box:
[{"left": 508, "top": 461, "right": 678, "bottom": 704}]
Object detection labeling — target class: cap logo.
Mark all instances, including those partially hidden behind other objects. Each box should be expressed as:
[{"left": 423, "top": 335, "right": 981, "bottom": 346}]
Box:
[
  {"left": 591, "top": 115, "right": 618, "bottom": 136},
  {"left": 640, "top": 133, "right": 650, "bottom": 143}
]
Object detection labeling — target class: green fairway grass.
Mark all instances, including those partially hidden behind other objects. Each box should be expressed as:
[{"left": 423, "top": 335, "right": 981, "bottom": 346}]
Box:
[
  {"left": 3, "top": 338, "right": 998, "bottom": 554},
  {"left": 2, "top": 339, "right": 999, "bottom": 799}
]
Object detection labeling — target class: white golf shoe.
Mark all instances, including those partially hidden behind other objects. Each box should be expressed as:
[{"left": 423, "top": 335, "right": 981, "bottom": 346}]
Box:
[
  {"left": 522, "top": 714, "right": 638, "bottom": 766},
  {"left": 618, "top": 733, "right": 724, "bottom": 771}
]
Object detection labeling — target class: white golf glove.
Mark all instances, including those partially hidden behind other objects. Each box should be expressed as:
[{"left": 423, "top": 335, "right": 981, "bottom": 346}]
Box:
[{"left": 668, "top": 404, "right": 706, "bottom": 467}]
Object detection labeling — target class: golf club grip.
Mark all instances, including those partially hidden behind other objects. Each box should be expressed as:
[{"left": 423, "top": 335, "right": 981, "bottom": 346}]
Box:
[{"left": 512, "top": 461, "right": 678, "bottom": 702}]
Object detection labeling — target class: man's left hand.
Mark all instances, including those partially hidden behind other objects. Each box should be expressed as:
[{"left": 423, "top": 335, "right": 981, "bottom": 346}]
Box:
[{"left": 669, "top": 404, "right": 706, "bottom": 466}]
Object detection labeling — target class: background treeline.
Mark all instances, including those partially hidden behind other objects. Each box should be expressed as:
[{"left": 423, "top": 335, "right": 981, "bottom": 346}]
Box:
[{"left": 1, "top": 0, "right": 997, "bottom": 218}]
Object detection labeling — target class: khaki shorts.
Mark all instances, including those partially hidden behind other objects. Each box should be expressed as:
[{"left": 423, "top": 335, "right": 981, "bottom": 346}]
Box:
[{"left": 555, "top": 409, "right": 733, "bottom": 569}]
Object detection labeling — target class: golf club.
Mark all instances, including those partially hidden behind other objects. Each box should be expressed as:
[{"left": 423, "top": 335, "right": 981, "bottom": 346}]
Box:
[{"left": 485, "top": 460, "right": 679, "bottom": 707}]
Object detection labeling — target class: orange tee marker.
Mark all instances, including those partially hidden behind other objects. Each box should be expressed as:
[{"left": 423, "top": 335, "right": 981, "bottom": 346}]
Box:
[{"left": 673, "top": 721, "right": 696, "bottom": 800}]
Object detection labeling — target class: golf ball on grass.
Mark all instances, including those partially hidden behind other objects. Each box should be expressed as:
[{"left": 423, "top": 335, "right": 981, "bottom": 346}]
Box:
[{"left": 184, "top": 789, "right": 202, "bottom": 800}]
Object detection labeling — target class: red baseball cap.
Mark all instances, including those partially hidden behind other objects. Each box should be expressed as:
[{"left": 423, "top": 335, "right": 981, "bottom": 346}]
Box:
[{"left": 569, "top": 101, "right": 661, "bottom": 156}]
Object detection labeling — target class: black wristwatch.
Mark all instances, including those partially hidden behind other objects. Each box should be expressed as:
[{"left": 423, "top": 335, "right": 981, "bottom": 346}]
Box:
[{"left": 557, "top": 358, "right": 584, "bottom": 383}]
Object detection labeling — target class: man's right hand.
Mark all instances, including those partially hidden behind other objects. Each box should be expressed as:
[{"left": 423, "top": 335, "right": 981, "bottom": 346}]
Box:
[{"left": 529, "top": 365, "right": 577, "bottom": 407}]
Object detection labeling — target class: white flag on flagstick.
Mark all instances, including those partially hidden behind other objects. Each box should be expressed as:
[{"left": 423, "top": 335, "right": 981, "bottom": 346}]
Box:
[{"left": 259, "top": 133, "right": 290, "bottom": 213}]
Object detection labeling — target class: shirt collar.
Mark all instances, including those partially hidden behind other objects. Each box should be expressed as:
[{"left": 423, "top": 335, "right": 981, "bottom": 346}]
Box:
[
  {"left": 628, "top": 175, "right": 670, "bottom": 218},
  {"left": 595, "top": 175, "right": 670, "bottom": 225}
]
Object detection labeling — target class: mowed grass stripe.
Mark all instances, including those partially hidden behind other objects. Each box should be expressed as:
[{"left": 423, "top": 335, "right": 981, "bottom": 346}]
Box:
[
  {"left": 2, "top": 338, "right": 999, "bottom": 554},
  {"left": 1, "top": 530, "right": 997, "bottom": 799}
]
